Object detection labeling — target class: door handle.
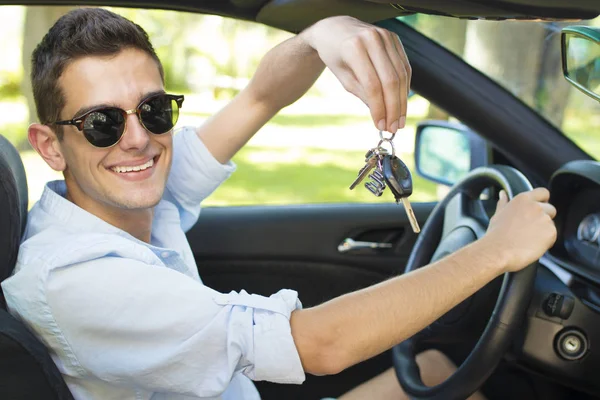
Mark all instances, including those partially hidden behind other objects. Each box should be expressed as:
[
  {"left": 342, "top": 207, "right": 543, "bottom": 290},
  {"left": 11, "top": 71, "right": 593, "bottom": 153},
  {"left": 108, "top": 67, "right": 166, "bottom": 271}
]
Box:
[{"left": 337, "top": 238, "right": 393, "bottom": 253}]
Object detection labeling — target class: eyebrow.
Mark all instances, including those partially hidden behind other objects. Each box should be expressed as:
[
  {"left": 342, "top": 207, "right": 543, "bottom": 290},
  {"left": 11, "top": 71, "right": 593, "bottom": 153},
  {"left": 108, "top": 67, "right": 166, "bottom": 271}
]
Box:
[{"left": 71, "top": 90, "right": 166, "bottom": 120}]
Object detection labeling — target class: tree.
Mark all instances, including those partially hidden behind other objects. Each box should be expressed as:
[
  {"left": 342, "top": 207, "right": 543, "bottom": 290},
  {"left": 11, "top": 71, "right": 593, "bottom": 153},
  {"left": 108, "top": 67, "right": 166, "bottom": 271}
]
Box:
[
  {"left": 21, "top": 6, "right": 74, "bottom": 130},
  {"left": 535, "top": 22, "right": 582, "bottom": 127},
  {"left": 464, "top": 21, "right": 546, "bottom": 106},
  {"left": 463, "top": 20, "right": 571, "bottom": 128}
]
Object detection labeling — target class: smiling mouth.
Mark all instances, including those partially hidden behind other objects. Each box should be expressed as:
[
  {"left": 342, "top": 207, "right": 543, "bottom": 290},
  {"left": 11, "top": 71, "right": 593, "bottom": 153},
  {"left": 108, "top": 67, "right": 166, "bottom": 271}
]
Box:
[{"left": 110, "top": 157, "right": 157, "bottom": 174}]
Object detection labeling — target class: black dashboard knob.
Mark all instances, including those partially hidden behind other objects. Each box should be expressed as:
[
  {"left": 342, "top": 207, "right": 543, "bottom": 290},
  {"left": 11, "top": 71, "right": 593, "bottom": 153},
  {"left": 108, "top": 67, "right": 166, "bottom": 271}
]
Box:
[{"left": 543, "top": 292, "right": 575, "bottom": 319}]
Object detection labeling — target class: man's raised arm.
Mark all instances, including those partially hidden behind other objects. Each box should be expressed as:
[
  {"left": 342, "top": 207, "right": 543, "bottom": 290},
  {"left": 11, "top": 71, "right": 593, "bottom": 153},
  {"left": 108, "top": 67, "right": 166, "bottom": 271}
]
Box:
[{"left": 195, "top": 16, "right": 411, "bottom": 164}]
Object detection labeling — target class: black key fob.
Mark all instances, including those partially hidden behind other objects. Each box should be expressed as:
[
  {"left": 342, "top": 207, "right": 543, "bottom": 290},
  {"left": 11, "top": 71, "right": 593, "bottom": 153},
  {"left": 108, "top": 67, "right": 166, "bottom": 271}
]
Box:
[{"left": 382, "top": 155, "right": 413, "bottom": 199}]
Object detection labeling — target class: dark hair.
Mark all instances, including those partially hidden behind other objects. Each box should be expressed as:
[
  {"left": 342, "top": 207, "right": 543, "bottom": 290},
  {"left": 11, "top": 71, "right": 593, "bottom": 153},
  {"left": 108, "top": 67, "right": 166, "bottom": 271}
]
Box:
[{"left": 31, "top": 8, "right": 165, "bottom": 138}]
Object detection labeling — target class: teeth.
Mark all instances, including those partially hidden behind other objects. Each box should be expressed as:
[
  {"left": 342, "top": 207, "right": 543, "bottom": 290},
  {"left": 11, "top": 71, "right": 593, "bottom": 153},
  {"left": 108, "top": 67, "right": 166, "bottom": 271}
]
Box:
[{"left": 111, "top": 158, "right": 154, "bottom": 173}]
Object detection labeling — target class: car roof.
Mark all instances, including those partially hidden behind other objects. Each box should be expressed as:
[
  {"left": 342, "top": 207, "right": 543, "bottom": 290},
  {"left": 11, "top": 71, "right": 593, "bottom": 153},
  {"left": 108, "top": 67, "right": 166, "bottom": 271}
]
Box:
[{"left": 3, "top": 0, "right": 600, "bottom": 31}]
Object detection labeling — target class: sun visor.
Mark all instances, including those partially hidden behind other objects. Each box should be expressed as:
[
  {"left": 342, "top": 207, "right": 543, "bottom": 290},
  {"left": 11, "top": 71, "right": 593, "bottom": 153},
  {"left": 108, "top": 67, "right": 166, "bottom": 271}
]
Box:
[
  {"left": 370, "top": 0, "right": 599, "bottom": 20},
  {"left": 258, "top": 0, "right": 599, "bottom": 32},
  {"left": 257, "top": 0, "right": 405, "bottom": 31}
]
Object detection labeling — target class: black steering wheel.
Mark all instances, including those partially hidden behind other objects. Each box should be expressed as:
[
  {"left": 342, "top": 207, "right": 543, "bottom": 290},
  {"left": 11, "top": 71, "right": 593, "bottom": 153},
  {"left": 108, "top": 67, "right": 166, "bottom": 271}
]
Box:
[{"left": 393, "top": 165, "right": 538, "bottom": 400}]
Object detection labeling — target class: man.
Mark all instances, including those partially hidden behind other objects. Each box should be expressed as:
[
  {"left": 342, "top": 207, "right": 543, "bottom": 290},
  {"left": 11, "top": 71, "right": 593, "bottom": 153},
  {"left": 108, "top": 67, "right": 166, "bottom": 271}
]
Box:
[{"left": 0, "top": 8, "right": 557, "bottom": 400}]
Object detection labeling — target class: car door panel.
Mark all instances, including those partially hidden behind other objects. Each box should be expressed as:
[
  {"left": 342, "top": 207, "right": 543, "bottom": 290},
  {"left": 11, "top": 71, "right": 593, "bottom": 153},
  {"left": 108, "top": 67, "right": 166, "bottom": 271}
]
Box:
[
  {"left": 187, "top": 202, "right": 436, "bottom": 398},
  {"left": 189, "top": 202, "right": 435, "bottom": 276}
]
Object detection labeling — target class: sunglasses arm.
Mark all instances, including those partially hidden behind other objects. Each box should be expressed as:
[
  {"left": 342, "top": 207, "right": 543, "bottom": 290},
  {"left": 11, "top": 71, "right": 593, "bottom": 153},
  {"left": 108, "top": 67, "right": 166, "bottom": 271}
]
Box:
[{"left": 54, "top": 119, "right": 84, "bottom": 131}]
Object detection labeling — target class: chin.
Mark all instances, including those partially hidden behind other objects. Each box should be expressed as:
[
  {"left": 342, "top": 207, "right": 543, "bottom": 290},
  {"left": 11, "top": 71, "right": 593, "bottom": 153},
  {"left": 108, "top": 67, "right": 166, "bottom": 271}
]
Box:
[{"left": 110, "top": 187, "right": 165, "bottom": 210}]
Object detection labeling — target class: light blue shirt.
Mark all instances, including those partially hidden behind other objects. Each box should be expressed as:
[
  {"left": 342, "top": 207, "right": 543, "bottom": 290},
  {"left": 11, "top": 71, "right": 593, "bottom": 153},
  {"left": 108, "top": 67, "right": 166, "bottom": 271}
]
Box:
[{"left": 1, "top": 127, "right": 305, "bottom": 399}]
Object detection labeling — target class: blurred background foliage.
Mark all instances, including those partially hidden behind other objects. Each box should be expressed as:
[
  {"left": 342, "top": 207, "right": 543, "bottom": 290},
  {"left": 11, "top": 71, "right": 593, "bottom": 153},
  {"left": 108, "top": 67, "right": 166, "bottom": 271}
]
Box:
[{"left": 0, "top": 6, "right": 599, "bottom": 206}]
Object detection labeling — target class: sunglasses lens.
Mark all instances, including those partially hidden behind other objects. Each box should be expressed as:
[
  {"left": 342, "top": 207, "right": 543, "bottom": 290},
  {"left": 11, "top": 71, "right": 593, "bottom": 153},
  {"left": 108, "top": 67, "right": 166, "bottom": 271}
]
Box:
[
  {"left": 140, "top": 95, "right": 180, "bottom": 134},
  {"left": 82, "top": 109, "right": 125, "bottom": 148}
]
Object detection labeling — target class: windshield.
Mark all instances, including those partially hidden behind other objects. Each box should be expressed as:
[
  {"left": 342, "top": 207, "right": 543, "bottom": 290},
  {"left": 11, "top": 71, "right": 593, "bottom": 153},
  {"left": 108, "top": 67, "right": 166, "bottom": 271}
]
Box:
[{"left": 400, "top": 15, "right": 600, "bottom": 159}]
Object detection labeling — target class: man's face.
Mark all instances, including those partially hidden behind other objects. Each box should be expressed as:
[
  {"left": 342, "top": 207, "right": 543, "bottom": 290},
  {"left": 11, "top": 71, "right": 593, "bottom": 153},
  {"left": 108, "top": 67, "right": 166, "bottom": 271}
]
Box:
[{"left": 57, "top": 48, "right": 172, "bottom": 213}]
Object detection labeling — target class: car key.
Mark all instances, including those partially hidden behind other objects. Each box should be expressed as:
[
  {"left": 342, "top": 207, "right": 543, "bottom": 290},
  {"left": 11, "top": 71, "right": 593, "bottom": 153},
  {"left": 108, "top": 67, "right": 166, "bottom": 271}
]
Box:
[
  {"left": 365, "top": 165, "right": 387, "bottom": 196},
  {"left": 382, "top": 154, "right": 421, "bottom": 233},
  {"left": 349, "top": 147, "right": 388, "bottom": 190}
]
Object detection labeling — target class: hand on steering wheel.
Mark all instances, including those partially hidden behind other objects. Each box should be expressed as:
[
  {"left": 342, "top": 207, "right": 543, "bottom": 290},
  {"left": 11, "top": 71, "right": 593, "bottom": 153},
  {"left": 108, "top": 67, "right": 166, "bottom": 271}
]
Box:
[{"left": 393, "top": 165, "right": 556, "bottom": 400}]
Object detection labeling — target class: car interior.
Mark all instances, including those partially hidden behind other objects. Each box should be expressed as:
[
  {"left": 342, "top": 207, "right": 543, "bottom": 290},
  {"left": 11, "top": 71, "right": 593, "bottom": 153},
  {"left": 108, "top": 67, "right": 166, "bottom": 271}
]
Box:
[{"left": 2, "top": 1, "right": 600, "bottom": 400}]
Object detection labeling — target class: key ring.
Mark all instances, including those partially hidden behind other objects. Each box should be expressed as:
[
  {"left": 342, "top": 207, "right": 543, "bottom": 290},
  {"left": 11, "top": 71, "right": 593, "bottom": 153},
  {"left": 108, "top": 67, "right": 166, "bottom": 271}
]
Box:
[
  {"left": 377, "top": 138, "right": 396, "bottom": 158},
  {"left": 379, "top": 130, "right": 396, "bottom": 141}
]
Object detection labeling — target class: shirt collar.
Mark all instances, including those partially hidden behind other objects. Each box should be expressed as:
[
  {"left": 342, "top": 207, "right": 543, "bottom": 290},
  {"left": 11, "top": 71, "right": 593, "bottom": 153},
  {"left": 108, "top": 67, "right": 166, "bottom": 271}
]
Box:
[{"left": 37, "top": 180, "right": 123, "bottom": 236}]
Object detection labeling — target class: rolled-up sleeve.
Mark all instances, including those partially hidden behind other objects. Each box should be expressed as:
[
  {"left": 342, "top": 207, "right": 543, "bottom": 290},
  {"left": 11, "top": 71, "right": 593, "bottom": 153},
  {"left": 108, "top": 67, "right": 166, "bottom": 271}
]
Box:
[
  {"left": 45, "top": 258, "right": 305, "bottom": 398},
  {"left": 165, "top": 127, "right": 236, "bottom": 231},
  {"left": 213, "top": 290, "right": 304, "bottom": 383}
]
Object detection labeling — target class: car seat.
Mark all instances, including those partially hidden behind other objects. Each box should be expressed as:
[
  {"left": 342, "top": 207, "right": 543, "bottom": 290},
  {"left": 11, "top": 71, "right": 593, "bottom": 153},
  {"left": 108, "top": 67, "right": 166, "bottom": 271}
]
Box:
[{"left": 0, "top": 134, "right": 74, "bottom": 399}]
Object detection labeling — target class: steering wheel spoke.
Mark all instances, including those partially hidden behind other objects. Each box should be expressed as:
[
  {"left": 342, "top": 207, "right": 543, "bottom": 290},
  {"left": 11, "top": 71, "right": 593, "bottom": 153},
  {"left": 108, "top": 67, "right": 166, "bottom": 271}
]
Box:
[{"left": 442, "top": 192, "right": 488, "bottom": 240}]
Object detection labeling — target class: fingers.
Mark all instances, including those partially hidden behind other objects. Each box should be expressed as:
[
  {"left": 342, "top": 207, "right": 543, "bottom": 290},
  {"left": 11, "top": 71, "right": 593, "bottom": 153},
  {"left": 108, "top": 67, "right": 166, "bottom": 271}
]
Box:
[
  {"left": 341, "top": 27, "right": 410, "bottom": 134},
  {"left": 495, "top": 190, "right": 508, "bottom": 212},
  {"left": 365, "top": 30, "right": 400, "bottom": 132},
  {"left": 391, "top": 32, "right": 412, "bottom": 99},
  {"left": 342, "top": 37, "right": 385, "bottom": 131},
  {"left": 527, "top": 187, "right": 551, "bottom": 202},
  {"left": 507, "top": 187, "right": 556, "bottom": 219},
  {"left": 369, "top": 28, "right": 409, "bottom": 132},
  {"left": 334, "top": 68, "right": 367, "bottom": 106},
  {"left": 539, "top": 202, "right": 557, "bottom": 219}
]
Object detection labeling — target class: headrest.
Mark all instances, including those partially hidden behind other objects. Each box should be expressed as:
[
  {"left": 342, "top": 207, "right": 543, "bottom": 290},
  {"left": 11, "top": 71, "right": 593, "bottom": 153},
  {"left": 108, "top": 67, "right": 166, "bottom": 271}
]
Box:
[
  {"left": 0, "top": 135, "right": 26, "bottom": 305},
  {"left": 0, "top": 135, "right": 27, "bottom": 235}
]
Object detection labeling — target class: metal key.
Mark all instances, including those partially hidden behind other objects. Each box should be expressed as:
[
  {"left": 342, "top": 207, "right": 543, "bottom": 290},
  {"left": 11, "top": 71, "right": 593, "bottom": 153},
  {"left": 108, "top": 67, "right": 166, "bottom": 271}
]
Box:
[
  {"left": 349, "top": 147, "right": 388, "bottom": 190},
  {"left": 382, "top": 154, "right": 421, "bottom": 233},
  {"left": 365, "top": 167, "right": 386, "bottom": 196}
]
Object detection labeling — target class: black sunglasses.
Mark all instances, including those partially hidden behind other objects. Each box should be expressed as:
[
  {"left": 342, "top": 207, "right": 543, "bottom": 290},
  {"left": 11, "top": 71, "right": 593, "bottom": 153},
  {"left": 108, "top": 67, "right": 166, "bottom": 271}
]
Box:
[{"left": 54, "top": 93, "right": 185, "bottom": 148}]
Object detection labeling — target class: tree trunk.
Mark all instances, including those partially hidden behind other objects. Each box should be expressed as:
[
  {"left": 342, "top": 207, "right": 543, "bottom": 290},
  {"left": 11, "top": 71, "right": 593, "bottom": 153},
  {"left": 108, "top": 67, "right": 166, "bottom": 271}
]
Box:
[
  {"left": 535, "top": 22, "right": 582, "bottom": 128},
  {"left": 464, "top": 21, "right": 546, "bottom": 108},
  {"left": 463, "top": 21, "right": 572, "bottom": 129}
]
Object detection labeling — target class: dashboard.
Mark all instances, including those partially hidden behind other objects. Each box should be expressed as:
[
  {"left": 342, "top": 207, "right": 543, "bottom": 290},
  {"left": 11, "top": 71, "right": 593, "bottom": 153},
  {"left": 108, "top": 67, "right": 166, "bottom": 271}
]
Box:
[
  {"left": 514, "top": 160, "right": 600, "bottom": 396},
  {"left": 577, "top": 213, "right": 600, "bottom": 244},
  {"left": 557, "top": 187, "right": 600, "bottom": 273},
  {"left": 549, "top": 160, "right": 600, "bottom": 283}
]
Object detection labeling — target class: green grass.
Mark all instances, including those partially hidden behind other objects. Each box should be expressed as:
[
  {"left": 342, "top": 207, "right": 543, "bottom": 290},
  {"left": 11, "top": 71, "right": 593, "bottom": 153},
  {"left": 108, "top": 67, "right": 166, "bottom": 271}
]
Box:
[
  {"left": 9, "top": 108, "right": 440, "bottom": 207},
  {"left": 182, "top": 111, "right": 420, "bottom": 128},
  {"left": 204, "top": 146, "right": 439, "bottom": 206},
  {"left": 269, "top": 113, "right": 369, "bottom": 127},
  {"left": 18, "top": 144, "right": 439, "bottom": 208},
  {"left": 269, "top": 114, "right": 421, "bottom": 128},
  {"left": 9, "top": 96, "right": 600, "bottom": 210}
]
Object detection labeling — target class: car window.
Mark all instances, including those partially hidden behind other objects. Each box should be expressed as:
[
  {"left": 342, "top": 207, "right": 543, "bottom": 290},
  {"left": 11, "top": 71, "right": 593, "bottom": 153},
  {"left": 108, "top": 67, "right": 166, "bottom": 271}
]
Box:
[
  {"left": 400, "top": 15, "right": 600, "bottom": 160},
  {"left": 0, "top": 6, "right": 476, "bottom": 208}
]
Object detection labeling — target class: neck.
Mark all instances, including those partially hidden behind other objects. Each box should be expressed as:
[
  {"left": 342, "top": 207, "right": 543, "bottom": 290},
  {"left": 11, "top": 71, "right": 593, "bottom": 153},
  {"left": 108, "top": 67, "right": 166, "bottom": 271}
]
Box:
[{"left": 65, "top": 181, "right": 154, "bottom": 243}]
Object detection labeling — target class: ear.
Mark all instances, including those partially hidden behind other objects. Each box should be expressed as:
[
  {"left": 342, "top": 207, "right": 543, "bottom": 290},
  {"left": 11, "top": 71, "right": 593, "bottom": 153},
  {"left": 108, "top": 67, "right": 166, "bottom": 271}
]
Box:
[{"left": 28, "top": 123, "right": 67, "bottom": 172}]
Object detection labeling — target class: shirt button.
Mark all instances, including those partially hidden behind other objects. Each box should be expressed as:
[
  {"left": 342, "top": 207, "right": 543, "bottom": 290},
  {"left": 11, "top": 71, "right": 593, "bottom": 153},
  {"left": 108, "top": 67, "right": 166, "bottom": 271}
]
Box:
[{"left": 160, "top": 251, "right": 170, "bottom": 259}]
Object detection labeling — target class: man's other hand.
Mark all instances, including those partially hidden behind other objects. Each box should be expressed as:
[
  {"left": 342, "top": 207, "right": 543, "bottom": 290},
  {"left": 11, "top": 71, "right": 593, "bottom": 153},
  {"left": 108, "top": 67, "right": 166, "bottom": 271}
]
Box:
[
  {"left": 301, "top": 16, "right": 411, "bottom": 134},
  {"left": 484, "top": 188, "right": 558, "bottom": 273}
]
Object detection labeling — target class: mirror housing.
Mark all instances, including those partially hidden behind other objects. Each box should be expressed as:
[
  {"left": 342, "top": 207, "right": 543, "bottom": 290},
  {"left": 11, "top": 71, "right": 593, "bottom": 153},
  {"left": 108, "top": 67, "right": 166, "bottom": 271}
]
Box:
[
  {"left": 562, "top": 26, "right": 600, "bottom": 102},
  {"left": 414, "top": 121, "right": 488, "bottom": 186}
]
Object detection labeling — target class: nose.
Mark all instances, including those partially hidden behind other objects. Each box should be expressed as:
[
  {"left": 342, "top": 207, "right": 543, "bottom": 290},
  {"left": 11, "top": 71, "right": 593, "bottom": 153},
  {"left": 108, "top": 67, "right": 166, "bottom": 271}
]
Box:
[{"left": 118, "top": 113, "right": 150, "bottom": 151}]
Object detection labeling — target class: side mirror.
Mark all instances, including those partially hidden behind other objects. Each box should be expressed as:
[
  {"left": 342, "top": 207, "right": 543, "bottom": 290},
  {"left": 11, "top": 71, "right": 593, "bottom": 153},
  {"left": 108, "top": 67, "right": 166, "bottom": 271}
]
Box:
[
  {"left": 414, "top": 121, "right": 488, "bottom": 187},
  {"left": 562, "top": 26, "right": 600, "bottom": 102}
]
